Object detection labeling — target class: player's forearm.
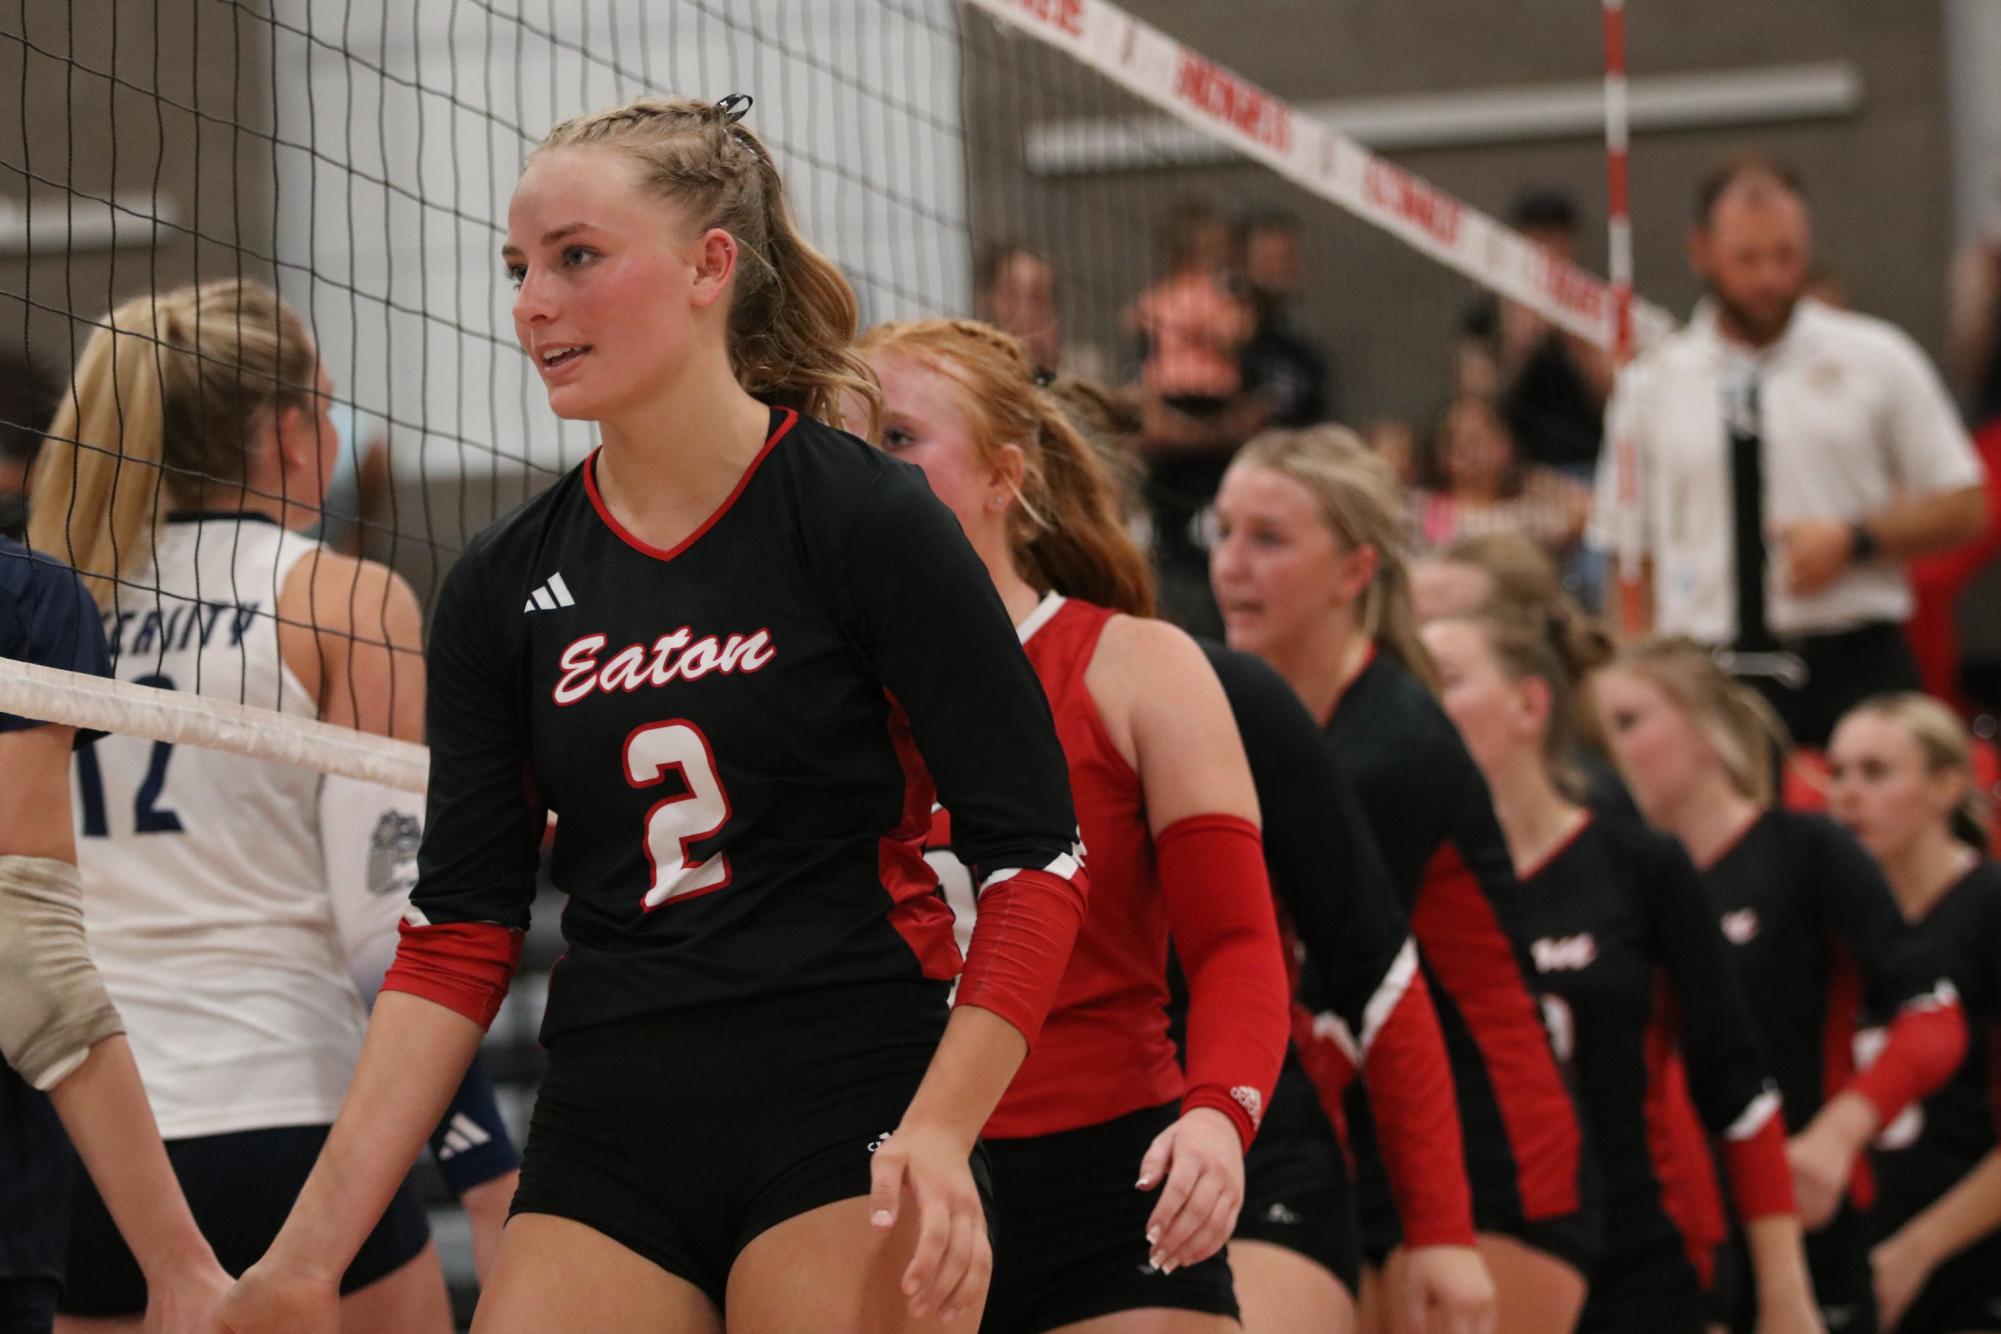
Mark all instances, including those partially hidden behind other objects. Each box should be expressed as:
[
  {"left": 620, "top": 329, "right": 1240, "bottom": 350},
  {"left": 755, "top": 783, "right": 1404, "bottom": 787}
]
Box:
[
  {"left": 1744, "top": 1213, "right": 1816, "bottom": 1314},
  {"left": 1865, "top": 484, "right": 1987, "bottom": 559},
  {"left": 899, "top": 1004, "right": 1027, "bottom": 1148},
  {"left": 261, "top": 991, "right": 485, "bottom": 1279},
  {"left": 1797, "top": 1089, "right": 1879, "bottom": 1165},
  {"left": 47, "top": 1034, "right": 216, "bottom": 1279},
  {"left": 1888, "top": 1148, "right": 2001, "bottom": 1273}
]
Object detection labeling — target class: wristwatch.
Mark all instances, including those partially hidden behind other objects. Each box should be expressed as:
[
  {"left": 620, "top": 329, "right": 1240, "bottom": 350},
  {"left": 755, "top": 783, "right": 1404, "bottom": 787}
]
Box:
[{"left": 1848, "top": 520, "right": 1880, "bottom": 562}]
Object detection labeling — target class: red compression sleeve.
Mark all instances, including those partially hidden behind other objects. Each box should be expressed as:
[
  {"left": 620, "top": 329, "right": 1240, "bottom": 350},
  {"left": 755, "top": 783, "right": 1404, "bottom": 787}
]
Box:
[
  {"left": 1157, "top": 814, "right": 1289, "bottom": 1150},
  {"left": 381, "top": 919, "right": 523, "bottom": 1029},
  {"left": 1358, "top": 955, "right": 1476, "bottom": 1248},
  {"left": 1851, "top": 987, "right": 1967, "bottom": 1127},
  {"left": 1719, "top": 1090, "right": 1796, "bottom": 1221},
  {"left": 955, "top": 863, "right": 1088, "bottom": 1047}
]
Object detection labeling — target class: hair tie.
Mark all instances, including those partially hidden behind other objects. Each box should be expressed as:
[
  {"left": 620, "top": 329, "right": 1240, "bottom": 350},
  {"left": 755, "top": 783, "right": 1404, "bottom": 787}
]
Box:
[
  {"left": 1032, "top": 367, "right": 1056, "bottom": 389},
  {"left": 715, "top": 93, "right": 754, "bottom": 124}
]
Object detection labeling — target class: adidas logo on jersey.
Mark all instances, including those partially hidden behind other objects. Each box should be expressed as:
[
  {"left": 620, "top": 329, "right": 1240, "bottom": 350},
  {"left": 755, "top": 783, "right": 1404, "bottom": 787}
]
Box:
[
  {"left": 436, "top": 1113, "right": 493, "bottom": 1160},
  {"left": 523, "top": 572, "right": 577, "bottom": 613}
]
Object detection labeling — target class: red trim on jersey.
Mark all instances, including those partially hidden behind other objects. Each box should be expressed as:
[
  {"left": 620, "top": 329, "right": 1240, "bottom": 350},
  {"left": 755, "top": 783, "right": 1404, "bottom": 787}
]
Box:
[
  {"left": 1156, "top": 813, "right": 1289, "bottom": 1150},
  {"left": 1850, "top": 988, "right": 1967, "bottom": 1131},
  {"left": 582, "top": 407, "right": 799, "bottom": 562},
  {"left": 955, "top": 864, "right": 1088, "bottom": 1047},
  {"left": 880, "top": 697, "right": 961, "bottom": 980},
  {"left": 1515, "top": 812, "right": 1593, "bottom": 883},
  {"left": 1412, "top": 842, "right": 1584, "bottom": 1221},
  {"left": 1820, "top": 946, "right": 1875, "bottom": 1208},
  {"left": 381, "top": 920, "right": 523, "bottom": 1029},
  {"left": 1362, "top": 971, "right": 1476, "bottom": 1247},
  {"left": 1644, "top": 1006, "right": 1726, "bottom": 1289}
]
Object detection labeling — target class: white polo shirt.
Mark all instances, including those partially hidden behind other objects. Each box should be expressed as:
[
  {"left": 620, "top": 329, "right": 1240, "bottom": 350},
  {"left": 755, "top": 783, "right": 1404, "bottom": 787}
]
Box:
[{"left": 1591, "top": 297, "right": 1980, "bottom": 642}]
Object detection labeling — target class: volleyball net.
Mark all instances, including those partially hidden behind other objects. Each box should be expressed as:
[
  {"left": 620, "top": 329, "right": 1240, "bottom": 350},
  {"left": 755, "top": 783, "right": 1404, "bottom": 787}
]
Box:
[{"left": 0, "top": 0, "right": 1666, "bottom": 784}]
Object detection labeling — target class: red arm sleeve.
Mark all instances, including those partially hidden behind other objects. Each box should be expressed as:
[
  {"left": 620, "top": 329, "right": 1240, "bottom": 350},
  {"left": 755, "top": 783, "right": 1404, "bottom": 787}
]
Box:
[
  {"left": 1157, "top": 814, "right": 1290, "bottom": 1150},
  {"left": 954, "top": 860, "right": 1088, "bottom": 1047},
  {"left": 1719, "top": 1090, "right": 1796, "bottom": 1221},
  {"left": 380, "top": 917, "right": 524, "bottom": 1029},
  {"left": 1850, "top": 985, "right": 1966, "bottom": 1127},
  {"left": 1355, "top": 944, "right": 1477, "bottom": 1248}
]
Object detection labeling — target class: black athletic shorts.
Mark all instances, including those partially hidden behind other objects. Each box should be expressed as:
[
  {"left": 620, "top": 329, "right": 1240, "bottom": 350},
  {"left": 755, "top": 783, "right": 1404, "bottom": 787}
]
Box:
[
  {"left": 981, "top": 1100, "right": 1238, "bottom": 1334},
  {"left": 1348, "top": 1085, "right": 1602, "bottom": 1276},
  {"left": 1577, "top": 1217, "right": 1705, "bottom": 1334},
  {"left": 511, "top": 978, "right": 971, "bottom": 1313},
  {"left": 0, "top": 1277, "right": 59, "bottom": 1334},
  {"left": 59, "top": 1123, "right": 432, "bottom": 1316},
  {"left": 1233, "top": 1063, "right": 1360, "bottom": 1296}
]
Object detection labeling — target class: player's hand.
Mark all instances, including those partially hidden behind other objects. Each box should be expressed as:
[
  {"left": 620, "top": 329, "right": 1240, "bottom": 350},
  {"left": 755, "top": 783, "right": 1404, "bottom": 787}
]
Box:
[
  {"left": 1871, "top": 1231, "right": 1936, "bottom": 1332},
  {"left": 1774, "top": 518, "right": 1854, "bottom": 597},
  {"left": 137, "top": 1252, "right": 231, "bottom": 1334},
  {"left": 1401, "top": 1244, "right": 1496, "bottom": 1334},
  {"left": 869, "top": 1120, "right": 990, "bottom": 1324},
  {"left": 1785, "top": 1127, "right": 1854, "bottom": 1231},
  {"left": 1135, "top": 1106, "right": 1243, "bottom": 1273},
  {"left": 460, "top": 1169, "right": 520, "bottom": 1284},
  {"left": 213, "top": 1259, "right": 340, "bottom": 1334}
]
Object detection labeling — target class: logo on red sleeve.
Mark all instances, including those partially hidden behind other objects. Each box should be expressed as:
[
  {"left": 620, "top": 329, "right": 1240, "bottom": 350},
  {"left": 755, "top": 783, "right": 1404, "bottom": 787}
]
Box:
[{"left": 1230, "top": 1085, "right": 1264, "bottom": 1129}]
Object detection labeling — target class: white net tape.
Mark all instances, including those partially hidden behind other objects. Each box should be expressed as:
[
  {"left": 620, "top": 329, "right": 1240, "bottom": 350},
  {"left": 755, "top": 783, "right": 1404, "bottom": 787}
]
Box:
[{"left": 0, "top": 657, "right": 426, "bottom": 793}]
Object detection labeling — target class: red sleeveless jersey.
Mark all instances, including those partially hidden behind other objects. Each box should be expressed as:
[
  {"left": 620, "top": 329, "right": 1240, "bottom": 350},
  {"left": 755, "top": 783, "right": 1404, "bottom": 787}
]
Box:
[{"left": 931, "top": 595, "right": 1186, "bottom": 1139}]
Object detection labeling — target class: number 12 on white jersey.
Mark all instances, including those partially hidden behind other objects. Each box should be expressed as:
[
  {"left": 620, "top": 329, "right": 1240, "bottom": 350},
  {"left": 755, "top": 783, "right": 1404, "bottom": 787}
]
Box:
[{"left": 623, "top": 719, "right": 734, "bottom": 910}]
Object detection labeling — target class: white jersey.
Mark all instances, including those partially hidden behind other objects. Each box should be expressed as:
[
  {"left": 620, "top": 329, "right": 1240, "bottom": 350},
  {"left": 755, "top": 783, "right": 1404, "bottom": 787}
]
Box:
[{"left": 71, "top": 512, "right": 368, "bottom": 1139}]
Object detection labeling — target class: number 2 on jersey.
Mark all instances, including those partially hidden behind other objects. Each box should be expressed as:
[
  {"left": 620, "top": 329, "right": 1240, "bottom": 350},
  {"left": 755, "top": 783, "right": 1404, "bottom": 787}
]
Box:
[{"left": 623, "top": 719, "right": 732, "bottom": 909}]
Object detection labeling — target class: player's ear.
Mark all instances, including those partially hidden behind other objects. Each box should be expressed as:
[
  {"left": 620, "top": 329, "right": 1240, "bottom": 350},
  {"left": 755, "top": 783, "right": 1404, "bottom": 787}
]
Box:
[
  {"left": 989, "top": 441, "right": 1028, "bottom": 502},
  {"left": 688, "top": 226, "right": 739, "bottom": 311}
]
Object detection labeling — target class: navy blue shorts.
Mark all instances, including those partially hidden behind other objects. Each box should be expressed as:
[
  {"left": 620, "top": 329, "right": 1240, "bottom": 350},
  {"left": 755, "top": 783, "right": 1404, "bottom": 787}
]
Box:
[{"left": 60, "top": 1123, "right": 431, "bottom": 1316}]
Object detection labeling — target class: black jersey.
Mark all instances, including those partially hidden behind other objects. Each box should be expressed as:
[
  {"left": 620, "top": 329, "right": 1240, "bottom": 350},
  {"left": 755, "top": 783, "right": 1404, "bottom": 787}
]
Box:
[
  {"left": 1702, "top": 810, "right": 1944, "bottom": 1132},
  {"left": 1325, "top": 651, "right": 1591, "bottom": 1249},
  {"left": 1868, "top": 858, "right": 2001, "bottom": 1237},
  {"left": 410, "top": 408, "right": 1081, "bottom": 1042},
  {"left": 1, "top": 538, "right": 112, "bottom": 1284},
  {"left": 1517, "top": 816, "right": 1783, "bottom": 1297}
]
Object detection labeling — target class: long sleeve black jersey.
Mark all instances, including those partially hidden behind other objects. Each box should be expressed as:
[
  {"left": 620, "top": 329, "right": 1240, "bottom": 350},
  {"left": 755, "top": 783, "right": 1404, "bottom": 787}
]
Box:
[
  {"left": 1867, "top": 857, "right": 2001, "bottom": 1237},
  {"left": 1325, "top": 651, "right": 1590, "bottom": 1246},
  {"left": 1198, "top": 640, "right": 1473, "bottom": 1246},
  {"left": 1701, "top": 810, "right": 1956, "bottom": 1137},
  {"left": 1516, "top": 816, "right": 1787, "bottom": 1286},
  {"left": 409, "top": 408, "right": 1081, "bottom": 1042}
]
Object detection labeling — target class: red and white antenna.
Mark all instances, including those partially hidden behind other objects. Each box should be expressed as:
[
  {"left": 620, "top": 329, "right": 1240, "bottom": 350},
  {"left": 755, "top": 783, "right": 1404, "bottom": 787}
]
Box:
[{"left": 1603, "top": 0, "right": 1646, "bottom": 633}]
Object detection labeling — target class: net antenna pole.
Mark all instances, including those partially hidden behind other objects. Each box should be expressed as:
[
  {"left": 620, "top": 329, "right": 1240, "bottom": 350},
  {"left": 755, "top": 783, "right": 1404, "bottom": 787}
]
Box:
[{"left": 1603, "top": 0, "right": 1646, "bottom": 635}]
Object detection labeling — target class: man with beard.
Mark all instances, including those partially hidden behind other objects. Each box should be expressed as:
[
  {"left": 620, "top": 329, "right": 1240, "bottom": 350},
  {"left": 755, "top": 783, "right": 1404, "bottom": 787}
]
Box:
[{"left": 1591, "top": 154, "right": 1986, "bottom": 745}]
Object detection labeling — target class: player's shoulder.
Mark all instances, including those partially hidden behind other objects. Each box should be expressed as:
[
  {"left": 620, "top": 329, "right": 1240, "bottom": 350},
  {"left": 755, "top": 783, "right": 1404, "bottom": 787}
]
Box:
[
  {"left": 1590, "top": 813, "right": 1694, "bottom": 880},
  {"left": 762, "top": 407, "right": 926, "bottom": 524},
  {"left": 1195, "top": 636, "right": 1297, "bottom": 714},
  {"left": 0, "top": 536, "right": 106, "bottom": 671}
]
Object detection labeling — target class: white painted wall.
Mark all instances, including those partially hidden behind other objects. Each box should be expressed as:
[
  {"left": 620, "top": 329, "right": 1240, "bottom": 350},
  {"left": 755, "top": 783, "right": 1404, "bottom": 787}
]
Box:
[{"left": 265, "top": 0, "right": 971, "bottom": 481}]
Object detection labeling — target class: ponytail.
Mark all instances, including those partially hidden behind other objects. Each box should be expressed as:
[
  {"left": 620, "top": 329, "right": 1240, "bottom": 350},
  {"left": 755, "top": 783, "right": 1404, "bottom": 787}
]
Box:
[
  {"left": 535, "top": 96, "right": 880, "bottom": 434},
  {"left": 28, "top": 279, "right": 316, "bottom": 610},
  {"left": 859, "top": 319, "right": 1154, "bottom": 617}
]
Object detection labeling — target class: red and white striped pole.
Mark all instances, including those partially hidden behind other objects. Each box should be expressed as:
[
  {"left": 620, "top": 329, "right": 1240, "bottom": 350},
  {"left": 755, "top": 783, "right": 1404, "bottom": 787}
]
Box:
[{"left": 1603, "top": 0, "right": 1644, "bottom": 634}]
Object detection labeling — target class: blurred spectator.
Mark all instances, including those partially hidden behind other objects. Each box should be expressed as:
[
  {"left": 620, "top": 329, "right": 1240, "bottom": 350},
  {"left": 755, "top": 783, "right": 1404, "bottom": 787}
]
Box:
[
  {"left": 0, "top": 355, "right": 56, "bottom": 543},
  {"left": 976, "top": 242, "right": 1063, "bottom": 377},
  {"left": 1946, "top": 218, "right": 2001, "bottom": 425},
  {"left": 1409, "top": 394, "right": 1589, "bottom": 558},
  {"left": 1592, "top": 153, "right": 1986, "bottom": 746},
  {"left": 1904, "top": 417, "right": 2001, "bottom": 714},
  {"left": 1129, "top": 200, "right": 1254, "bottom": 418},
  {"left": 1362, "top": 416, "right": 1419, "bottom": 490},
  {"left": 1459, "top": 188, "right": 1613, "bottom": 478},
  {"left": 1236, "top": 211, "right": 1332, "bottom": 428},
  {"left": 1129, "top": 200, "right": 1259, "bottom": 637}
]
